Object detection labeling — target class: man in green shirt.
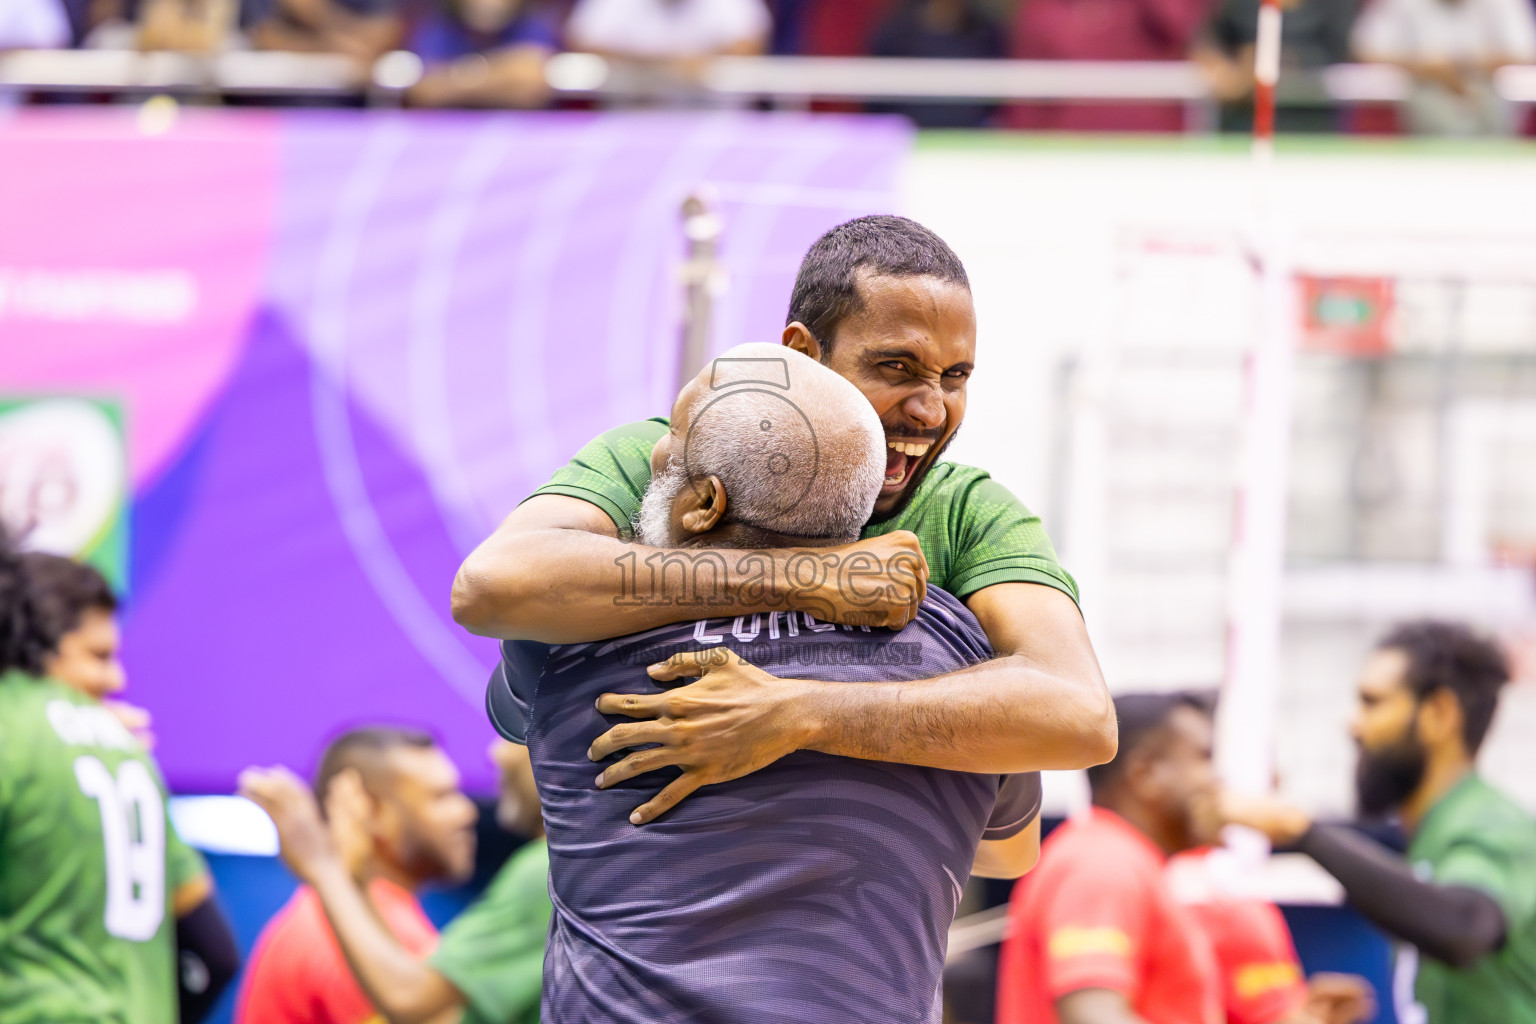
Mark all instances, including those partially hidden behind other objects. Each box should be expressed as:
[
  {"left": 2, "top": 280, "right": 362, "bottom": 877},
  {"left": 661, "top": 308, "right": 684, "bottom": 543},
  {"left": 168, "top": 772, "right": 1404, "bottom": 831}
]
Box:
[
  {"left": 452, "top": 213, "right": 1116, "bottom": 824},
  {"left": 0, "top": 544, "right": 236, "bottom": 1024},
  {"left": 1225, "top": 620, "right": 1536, "bottom": 1024},
  {"left": 241, "top": 737, "right": 552, "bottom": 1024}
]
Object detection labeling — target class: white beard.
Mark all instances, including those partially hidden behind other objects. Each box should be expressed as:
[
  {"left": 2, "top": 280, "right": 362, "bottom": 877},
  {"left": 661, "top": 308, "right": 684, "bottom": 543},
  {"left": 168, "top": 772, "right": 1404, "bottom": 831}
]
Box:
[{"left": 635, "top": 459, "right": 688, "bottom": 548}]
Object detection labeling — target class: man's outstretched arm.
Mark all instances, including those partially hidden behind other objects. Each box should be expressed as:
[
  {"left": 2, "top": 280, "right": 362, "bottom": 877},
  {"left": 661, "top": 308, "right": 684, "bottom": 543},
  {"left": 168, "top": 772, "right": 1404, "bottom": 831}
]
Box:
[
  {"left": 972, "top": 817, "right": 1042, "bottom": 879},
  {"left": 451, "top": 495, "right": 928, "bottom": 642},
  {"left": 1222, "top": 795, "right": 1508, "bottom": 969},
  {"left": 591, "top": 582, "right": 1116, "bottom": 823}
]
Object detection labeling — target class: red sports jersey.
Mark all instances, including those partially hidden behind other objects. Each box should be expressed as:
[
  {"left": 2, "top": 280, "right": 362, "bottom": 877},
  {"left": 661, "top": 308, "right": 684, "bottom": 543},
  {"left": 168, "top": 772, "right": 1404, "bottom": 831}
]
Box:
[
  {"left": 1188, "top": 897, "right": 1307, "bottom": 1024},
  {"left": 236, "top": 877, "right": 439, "bottom": 1024},
  {"left": 997, "top": 808, "right": 1223, "bottom": 1024}
]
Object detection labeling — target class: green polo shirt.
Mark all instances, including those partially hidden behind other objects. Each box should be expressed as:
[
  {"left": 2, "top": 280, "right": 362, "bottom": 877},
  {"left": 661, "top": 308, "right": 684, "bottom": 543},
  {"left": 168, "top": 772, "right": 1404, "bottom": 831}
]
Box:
[
  {"left": 1403, "top": 775, "right": 1536, "bottom": 1024},
  {"left": 431, "top": 838, "right": 551, "bottom": 1024}
]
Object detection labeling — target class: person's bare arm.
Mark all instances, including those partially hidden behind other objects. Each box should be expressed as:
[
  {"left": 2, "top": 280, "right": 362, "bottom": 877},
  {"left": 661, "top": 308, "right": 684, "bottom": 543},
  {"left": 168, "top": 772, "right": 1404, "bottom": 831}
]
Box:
[
  {"left": 303, "top": 860, "right": 465, "bottom": 1024},
  {"left": 172, "top": 873, "right": 212, "bottom": 915},
  {"left": 408, "top": 45, "right": 552, "bottom": 108},
  {"left": 248, "top": 0, "right": 401, "bottom": 60},
  {"left": 1056, "top": 988, "right": 1153, "bottom": 1024},
  {"left": 1295, "top": 973, "right": 1377, "bottom": 1024},
  {"left": 590, "top": 581, "right": 1115, "bottom": 823},
  {"left": 239, "top": 769, "right": 465, "bottom": 1024},
  {"left": 972, "top": 817, "right": 1041, "bottom": 880},
  {"left": 451, "top": 495, "right": 928, "bottom": 642}
]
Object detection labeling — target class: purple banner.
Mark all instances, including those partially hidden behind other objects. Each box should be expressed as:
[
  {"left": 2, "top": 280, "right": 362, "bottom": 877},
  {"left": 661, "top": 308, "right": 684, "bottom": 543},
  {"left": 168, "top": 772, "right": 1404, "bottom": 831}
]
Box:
[{"left": 0, "top": 109, "right": 911, "bottom": 792}]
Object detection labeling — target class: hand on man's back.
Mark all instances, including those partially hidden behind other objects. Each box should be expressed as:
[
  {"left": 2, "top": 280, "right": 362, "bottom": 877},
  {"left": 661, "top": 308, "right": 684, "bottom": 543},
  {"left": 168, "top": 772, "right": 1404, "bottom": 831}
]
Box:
[{"left": 589, "top": 648, "right": 818, "bottom": 825}]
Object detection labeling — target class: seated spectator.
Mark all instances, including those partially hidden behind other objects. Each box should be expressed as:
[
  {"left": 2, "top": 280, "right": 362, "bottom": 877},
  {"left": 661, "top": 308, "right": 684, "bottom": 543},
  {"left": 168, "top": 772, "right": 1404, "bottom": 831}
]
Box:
[
  {"left": 565, "top": 0, "right": 770, "bottom": 60},
  {"left": 1353, "top": 0, "right": 1536, "bottom": 136},
  {"left": 870, "top": 0, "right": 1007, "bottom": 127},
  {"left": 246, "top": 0, "right": 402, "bottom": 63},
  {"left": 406, "top": 0, "right": 559, "bottom": 107},
  {"left": 236, "top": 727, "right": 478, "bottom": 1024},
  {"left": 84, "top": 0, "right": 250, "bottom": 52},
  {"left": 1193, "top": 0, "right": 1360, "bottom": 132},
  {"left": 0, "top": 0, "right": 70, "bottom": 48},
  {"left": 1004, "top": 0, "right": 1209, "bottom": 132},
  {"left": 764, "top": 0, "right": 806, "bottom": 53}
]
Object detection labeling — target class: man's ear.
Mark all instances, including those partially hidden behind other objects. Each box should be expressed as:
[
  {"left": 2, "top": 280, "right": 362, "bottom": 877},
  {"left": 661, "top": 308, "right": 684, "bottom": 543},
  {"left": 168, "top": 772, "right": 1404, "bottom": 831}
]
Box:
[
  {"left": 1417, "top": 687, "right": 1465, "bottom": 752},
  {"left": 782, "top": 322, "right": 823, "bottom": 362},
  {"left": 679, "top": 475, "right": 727, "bottom": 535}
]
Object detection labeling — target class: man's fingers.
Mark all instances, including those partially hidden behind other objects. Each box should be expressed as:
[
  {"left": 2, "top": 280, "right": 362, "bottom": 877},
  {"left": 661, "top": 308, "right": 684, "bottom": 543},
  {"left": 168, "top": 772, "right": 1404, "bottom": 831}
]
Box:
[
  {"left": 596, "top": 691, "right": 667, "bottom": 718},
  {"left": 628, "top": 773, "right": 705, "bottom": 825},
  {"left": 237, "top": 767, "right": 280, "bottom": 801},
  {"left": 238, "top": 766, "right": 307, "bottom": 813},
  {"left": 236, "top": 772, "right": 273, "bottom": 807},
  {"left": 596, "top": 747, "right": 688, "bottom": 789},
  {"left": 588, "top": 721, "right": 671, "bottom": 761},
  {"left": 645, "top": 647, "right": 741, "bottom": 681}
]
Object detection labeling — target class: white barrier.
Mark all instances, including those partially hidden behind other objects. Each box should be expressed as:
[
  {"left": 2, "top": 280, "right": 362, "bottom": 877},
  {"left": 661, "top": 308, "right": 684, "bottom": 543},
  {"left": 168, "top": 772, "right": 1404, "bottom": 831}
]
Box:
[{"left": 4, "top": 50, "right": 1533, "bottom": 113}]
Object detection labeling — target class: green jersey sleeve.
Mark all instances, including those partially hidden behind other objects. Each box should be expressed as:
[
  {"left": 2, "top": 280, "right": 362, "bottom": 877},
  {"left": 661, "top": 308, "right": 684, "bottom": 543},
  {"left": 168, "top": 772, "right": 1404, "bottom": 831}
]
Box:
[
  {"left": 164, "top": 814, "right": 206, "bottom": 893},
  {"left": 528, "top": 419, "right": 669, "bottom": 538},
  {"left": 431, "top": 839, "right": 552, "bottom": 1024},
  {"left": 943, "top": 472, "right": 1079, "bottom": 603},
  {"left": 0, "top": 711, "right": 11, "bottom": 807},
  {"left": 1434, "top": 833, "right": 1536, "bottom": 928}
]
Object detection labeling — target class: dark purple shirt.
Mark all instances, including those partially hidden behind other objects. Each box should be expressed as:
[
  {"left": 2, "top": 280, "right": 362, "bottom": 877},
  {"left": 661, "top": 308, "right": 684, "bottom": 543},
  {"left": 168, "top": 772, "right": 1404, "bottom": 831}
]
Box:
[
  {"left": 408, "top": 11, "right": 559, "bottom": 62},
  {"left": 495, "top": 588, "right": 1041, "bottom": 1023}
]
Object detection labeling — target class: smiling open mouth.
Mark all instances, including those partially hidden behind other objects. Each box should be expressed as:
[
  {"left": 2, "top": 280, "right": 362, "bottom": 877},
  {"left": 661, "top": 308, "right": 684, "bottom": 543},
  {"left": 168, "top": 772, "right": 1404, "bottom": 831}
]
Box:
[{"left": 884, "top": 438, "right": 933, "bottom": 488}]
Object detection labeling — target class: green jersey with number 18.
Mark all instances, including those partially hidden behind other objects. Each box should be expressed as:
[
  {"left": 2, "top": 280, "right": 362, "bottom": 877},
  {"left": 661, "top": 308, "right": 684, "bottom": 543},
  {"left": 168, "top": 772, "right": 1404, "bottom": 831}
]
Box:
[{"left": 0, "top": 673, "right": 204, "bottom": 1024}]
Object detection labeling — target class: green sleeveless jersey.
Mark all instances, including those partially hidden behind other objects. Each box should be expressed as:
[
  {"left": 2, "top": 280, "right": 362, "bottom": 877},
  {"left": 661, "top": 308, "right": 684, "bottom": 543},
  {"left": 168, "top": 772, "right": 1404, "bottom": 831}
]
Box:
[
  {"left": 1401, "top": 775, "right": 1536, "bottom": 1024},
  {"left": 531, "top": 417, "right": 1079, "bottom": 604},
  {"left": 0, "top": 674, "right": 205, "bottom": 1024}
]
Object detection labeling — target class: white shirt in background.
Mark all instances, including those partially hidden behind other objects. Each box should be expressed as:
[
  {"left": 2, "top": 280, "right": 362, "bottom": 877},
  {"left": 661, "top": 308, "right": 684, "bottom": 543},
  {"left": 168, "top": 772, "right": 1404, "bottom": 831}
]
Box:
[
  {"left": 0, "top": 0, "right": 71, "bottom": 49},
  {"left": 1353, "top": 0, "right": 1536, "bottom": 64},
  {"left": 566, "top": 0, "right": 771, "bottom": 60}
]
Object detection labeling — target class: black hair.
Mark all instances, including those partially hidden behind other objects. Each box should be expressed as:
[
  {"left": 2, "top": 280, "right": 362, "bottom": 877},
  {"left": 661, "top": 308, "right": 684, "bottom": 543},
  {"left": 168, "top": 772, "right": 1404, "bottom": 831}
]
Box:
[
  {"left": 20, "top": 552, "right": 117, "bottom": 646},
  {"left": 0, "top": 529, "right": 51, "bottom": 677},
  {"left": 785, "top": 215, "right": 970, "bottom": 353},
  {"left": 1087, "top": 692, "right": 1212, "bottom": 800},
  {"left": 314, "top": 726, "right": 437, "bottom": 810},
  {"left": 1379, "top": 620, "right": 1510, "bottom": 755}
]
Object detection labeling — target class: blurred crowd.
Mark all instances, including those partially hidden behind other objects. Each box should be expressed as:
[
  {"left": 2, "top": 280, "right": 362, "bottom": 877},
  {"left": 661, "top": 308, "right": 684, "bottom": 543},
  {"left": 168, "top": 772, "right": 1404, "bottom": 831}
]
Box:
[{"left": 2, "top": 0, "right": 1535, "bottom": 134}]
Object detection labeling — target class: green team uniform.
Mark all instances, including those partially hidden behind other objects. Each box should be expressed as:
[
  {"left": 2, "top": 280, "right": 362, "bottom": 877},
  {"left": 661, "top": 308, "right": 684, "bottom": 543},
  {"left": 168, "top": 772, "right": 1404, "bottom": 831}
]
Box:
[
  {"left": 1400, "top": 774, "right": 1536, "bottom": 1024},
  {"left": 0, "top": 675, "right": 205, "bottom": 1024},
  {"left": 532, "top": 417, "right": 1079, "bottom": 604},
  {"left": 431, "top": 838, "right": 552, "bottom": 1024}
]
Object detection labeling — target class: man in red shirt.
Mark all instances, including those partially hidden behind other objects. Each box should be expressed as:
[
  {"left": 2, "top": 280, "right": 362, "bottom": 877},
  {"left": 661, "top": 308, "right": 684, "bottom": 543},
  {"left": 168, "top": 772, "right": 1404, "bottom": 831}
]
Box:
[
  {"left": 236, "top": 727, "right": 478, "bottom": 1024},
  {"left": 999, "top": 691, "right": 1375, "bottom": 1024},
  {"left": 998, "top": 692, "right": 1226, "bottom": 1024},
  {"left": 1176, "top": 859, "right": 1374, "bottom": 1024}
]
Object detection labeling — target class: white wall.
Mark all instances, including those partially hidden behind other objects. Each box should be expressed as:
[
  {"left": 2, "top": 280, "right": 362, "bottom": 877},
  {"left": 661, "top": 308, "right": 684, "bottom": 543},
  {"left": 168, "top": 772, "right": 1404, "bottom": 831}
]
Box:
[{"left": 898, "top": 137, "right": 1536, "bottom": 815}]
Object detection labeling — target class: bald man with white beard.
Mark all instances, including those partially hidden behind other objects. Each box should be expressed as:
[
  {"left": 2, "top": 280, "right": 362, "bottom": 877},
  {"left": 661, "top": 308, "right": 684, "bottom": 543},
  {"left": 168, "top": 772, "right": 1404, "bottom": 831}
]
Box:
[{"left": 484, "top": 343, "right": 1043, "bottom": 1024}]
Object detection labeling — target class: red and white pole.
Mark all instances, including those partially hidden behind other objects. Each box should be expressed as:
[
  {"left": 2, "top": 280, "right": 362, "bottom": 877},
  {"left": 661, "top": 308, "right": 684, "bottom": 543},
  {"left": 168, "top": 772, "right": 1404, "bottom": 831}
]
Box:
[
  {"left": 1217, "top": 0, "right": 1295, "bottom": 819},
  {"left": 1252, "top": 0, "right": 1284, "bottom": 160}
]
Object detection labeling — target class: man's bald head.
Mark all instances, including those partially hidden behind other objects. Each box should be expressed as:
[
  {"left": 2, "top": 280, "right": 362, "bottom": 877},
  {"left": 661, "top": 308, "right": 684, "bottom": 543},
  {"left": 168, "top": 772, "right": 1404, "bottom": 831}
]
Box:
[{"left": 638, "top": 343, "right": 885, "bottom": 547}]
